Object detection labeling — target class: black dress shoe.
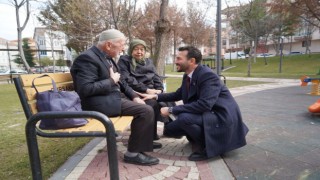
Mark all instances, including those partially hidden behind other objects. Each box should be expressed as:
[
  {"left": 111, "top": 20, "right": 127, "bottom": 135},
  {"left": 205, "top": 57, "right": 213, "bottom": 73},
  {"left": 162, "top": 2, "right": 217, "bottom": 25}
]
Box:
[
  {"left": 153, "top": 142, "right": 162, "bottom": 149},
  {"left": 124, "top": 153, "right": 159, "bottom": 165},
  {"left": 188, "top": 151, "right": 208, "bottom": 161},
  {"left": 163, "top": 134, "right": 183, "bottom": 139},
  {"left": 163, "top": 131, "right": 183, "bottom": 139}
]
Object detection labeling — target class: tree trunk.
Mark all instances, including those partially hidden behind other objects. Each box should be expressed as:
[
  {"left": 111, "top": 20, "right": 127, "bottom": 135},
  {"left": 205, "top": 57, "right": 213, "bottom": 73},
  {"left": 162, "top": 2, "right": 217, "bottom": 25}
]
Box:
[
  {"left": 14, "top": 0, "right": 31, "bottom": 72},
  {"left": 154, "top": 0, "right": 170, "bottom": 76},
  {"left": 247, "top": 40, "right": 254, "bottom": 77},
  {"left": 109, "top": 0, "right": 118, "bottom": 29},
  {"left": 289, "top": 35, "right": 293, "bottom": 53},
  {"left": 253, "top": 32, "right": 258, "bottom": 63},
  {"left": 263, "top": 35, "right": 268, "bottom": 65},
  {"left": 172, "top": 29, "right": 176, "bottom": 72}
]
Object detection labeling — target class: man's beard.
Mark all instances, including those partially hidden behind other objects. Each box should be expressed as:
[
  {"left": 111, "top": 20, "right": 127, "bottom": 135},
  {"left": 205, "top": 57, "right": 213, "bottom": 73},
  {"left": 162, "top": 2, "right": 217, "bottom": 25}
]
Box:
[
  {"left": 113, "top": 51, "right": 123, "bottom": 63},
  {"left": 113, "top": 54, "right": 120, "bottom": 63}
]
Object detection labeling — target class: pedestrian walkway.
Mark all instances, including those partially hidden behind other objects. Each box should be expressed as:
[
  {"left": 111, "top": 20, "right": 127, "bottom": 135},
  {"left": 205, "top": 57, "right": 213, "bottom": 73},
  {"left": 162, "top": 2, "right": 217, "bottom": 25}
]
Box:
[{"left": 50, "top": 77, "right": 320, "bottom": 180}]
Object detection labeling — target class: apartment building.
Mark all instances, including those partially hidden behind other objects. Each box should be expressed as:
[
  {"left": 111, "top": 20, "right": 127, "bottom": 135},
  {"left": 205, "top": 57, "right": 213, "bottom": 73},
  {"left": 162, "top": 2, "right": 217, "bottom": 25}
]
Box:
[
  {"left": 221, "top": 6, "right": 320, "bottom": 55},
  {"left": 0, "top": 37, "right": 20, "bottom": 71},
  {"left": 33, "top": 27, "right": 73, "bottom": 62}
]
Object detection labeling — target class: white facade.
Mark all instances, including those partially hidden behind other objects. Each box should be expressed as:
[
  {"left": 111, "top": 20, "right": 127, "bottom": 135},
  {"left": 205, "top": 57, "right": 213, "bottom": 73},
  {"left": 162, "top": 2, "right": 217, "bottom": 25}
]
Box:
[
  {"left": 276, "top": 27, "right": 320, "bottom": 54},
  {"left": 33, "top": 27, "right": 73, "bottom": 61},
  {"left": 222, "top": 6, "right": 320, "bottom": 55},
  {"left": 0, "top": 38, "right": 20, "bottom": 71}
]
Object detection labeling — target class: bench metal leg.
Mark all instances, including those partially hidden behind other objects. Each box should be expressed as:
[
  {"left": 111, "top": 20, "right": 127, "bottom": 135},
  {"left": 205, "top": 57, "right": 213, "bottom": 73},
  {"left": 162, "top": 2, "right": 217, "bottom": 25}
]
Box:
[
  {"left": 25, "top": 111, "right": 120, "bottom": 180},
  {"left": 106, "top": 134, "right": 119, "bottom": 180},
  {"left": 25, "top": 120, "right": 42, "bottom": 180}
]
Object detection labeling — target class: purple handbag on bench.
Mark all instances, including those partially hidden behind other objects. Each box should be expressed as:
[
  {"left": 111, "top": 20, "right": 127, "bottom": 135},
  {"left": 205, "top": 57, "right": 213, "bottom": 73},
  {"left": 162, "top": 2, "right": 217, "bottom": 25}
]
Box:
[{"left": 32, "top": 74, "right": 88, "bottom": 130}]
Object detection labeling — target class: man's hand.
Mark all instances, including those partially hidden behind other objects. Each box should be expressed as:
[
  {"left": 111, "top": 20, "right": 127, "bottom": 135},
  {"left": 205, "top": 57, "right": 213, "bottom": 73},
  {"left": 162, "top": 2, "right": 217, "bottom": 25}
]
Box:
[
  {"left": 109, "top": 67, "right": 120, "bottom": 83},
  {"left": 133, "top": 97, "right": 146, "bottom": 104},
  {"left": 160, "top": 107, "right": 170, "bottom": 117},
  {"left": 146, "top": 88, "right": 162, "bottom": 95},
  {"left": 136, "top": 92, "right": 157, "bottom": 101}
]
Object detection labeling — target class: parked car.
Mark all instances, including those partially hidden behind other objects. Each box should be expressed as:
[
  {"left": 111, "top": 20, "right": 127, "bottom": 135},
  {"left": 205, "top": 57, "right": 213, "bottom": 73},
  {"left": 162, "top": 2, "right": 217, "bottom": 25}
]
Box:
[
  {"left": 224, "top": 51, "right": 246, "bottom": 59},
  {"left": 287, "top": 51, "right": 304, "bottom": 55},
  {"left": 0, "top": 69, "right": 28, "bottom": 75},
  {"left": 46, "top": 66, "right": 70, "bottom": 73},
  {"left": 257, "top": 53, "right": 275, "bottom": 58}
]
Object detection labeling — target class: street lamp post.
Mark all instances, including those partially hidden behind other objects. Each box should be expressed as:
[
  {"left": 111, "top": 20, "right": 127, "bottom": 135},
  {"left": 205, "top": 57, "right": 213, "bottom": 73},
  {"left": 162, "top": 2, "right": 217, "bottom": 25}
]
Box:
[
  {"left": 216, "top": 0, "right": 221, "bottom": 75},
  {"left": 6, "top": 41, "right": 13, "bottom": 82},
  {"left": 35, "top": 41, "right": 42, "bottom": 73},
  {"left": 229, "top": 50, "right": 231, "bottom": 65}
]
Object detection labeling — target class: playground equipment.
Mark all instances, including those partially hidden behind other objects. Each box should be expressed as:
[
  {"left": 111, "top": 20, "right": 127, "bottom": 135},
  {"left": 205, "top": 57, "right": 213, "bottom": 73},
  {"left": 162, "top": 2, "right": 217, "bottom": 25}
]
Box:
[
  {"left": 308, "top": 99, "right": 320, "bottom": 113},
  {"left": 300, "top": 75, "right": 320, "bottom": 95}
]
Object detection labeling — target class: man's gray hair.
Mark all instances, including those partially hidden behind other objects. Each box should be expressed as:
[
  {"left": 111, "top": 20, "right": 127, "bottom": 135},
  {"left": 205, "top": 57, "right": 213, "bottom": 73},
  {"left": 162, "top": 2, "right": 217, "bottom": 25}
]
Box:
[{"left": 98, "top": 29, "right": 126, "bottom": 45}]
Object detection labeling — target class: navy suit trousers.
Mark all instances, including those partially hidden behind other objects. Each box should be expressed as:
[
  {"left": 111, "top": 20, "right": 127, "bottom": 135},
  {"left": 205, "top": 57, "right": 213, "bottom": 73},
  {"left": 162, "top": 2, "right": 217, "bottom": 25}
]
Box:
[{"left": 164, "top": 113, "right": 205, "bottom": 151}]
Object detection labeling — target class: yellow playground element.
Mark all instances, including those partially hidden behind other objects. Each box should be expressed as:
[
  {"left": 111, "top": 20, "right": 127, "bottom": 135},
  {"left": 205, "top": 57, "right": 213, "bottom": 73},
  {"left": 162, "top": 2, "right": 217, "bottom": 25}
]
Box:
[{"left": 300, "top": 75, "right": 320, "bottom": 96}]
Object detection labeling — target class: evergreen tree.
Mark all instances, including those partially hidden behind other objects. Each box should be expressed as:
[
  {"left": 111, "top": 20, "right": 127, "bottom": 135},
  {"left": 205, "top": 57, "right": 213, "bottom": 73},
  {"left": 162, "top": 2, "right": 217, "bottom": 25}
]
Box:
[
  {"left": 13, "top": 54, "right": 23, "bottom": 66},
  {"left": 14, "top": 38, "right": 35, "bottom": 67}
]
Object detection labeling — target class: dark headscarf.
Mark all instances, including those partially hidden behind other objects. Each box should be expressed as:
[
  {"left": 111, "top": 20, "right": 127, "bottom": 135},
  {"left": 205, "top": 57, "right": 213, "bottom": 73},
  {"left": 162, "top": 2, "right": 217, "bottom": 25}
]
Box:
[{"left": 128, "top": 39, "right": 147, "bottom": 68}]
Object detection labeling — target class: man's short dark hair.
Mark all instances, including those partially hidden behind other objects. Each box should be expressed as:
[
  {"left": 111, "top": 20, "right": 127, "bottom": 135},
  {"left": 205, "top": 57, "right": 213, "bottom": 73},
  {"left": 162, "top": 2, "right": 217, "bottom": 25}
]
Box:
[{"left": 178, "top": 46, "right": 202, "bottom": 64}]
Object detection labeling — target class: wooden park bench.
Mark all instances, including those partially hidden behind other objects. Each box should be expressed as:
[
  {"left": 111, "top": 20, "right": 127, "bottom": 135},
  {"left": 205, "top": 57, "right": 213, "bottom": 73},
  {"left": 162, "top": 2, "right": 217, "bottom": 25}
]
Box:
[{"left": 14, "top": 73, "right": 133, "bottom": 180}]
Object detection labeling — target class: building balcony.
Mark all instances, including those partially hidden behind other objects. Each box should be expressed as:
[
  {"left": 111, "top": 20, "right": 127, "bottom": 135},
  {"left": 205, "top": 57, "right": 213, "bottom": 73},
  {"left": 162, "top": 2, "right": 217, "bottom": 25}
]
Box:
[{"left": 294, "top": 35, "right": 312, "bottom": 41}]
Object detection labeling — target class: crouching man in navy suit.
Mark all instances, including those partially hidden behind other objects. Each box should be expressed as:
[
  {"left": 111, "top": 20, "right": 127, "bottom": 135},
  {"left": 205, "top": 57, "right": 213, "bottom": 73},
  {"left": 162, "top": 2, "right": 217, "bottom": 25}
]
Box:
[{"left": 140, "top": 46, "right": 249, "bottom": 161}]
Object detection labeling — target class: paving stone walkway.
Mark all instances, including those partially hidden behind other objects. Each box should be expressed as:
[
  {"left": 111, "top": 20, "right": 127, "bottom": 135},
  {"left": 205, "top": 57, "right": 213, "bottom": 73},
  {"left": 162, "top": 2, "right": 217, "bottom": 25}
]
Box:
[{"left": 51, "top": 77, "right": 320, "bottom": 180}]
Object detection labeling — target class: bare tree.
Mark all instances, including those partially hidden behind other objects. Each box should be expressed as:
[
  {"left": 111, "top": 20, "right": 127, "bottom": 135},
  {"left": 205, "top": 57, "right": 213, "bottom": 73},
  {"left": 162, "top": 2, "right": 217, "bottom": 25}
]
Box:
[
  {"left": 9, "top": 0, "right": 31, "bottom": 72},
  {"left": 299, "top": 18, "right": 316, "bottom": 54},
  {"left": 109, "top": 0, "right": 120, "bottom": 29},
  {"left": 268, "top": 1, "right": 300, "bottom": 56},
  {"left": 169, "top": 4, "right": 185, "bottom": 72},
  {"left": 121, "top": 0, "right": 143, "bottom": 41},
  {"left": 132, "top": 0, "right": 161, "bottom": 56},
  {"left": 230, "top": 0, "right": 273, "bottom": 76},
  {"left": 38, "top": 0, "right": 110, "bottom": 53},
  {"left": 107, "top": 0, "right": 144, "bottom": 41},
  {"left": 180, "top": 0, "right": 213, "bottom": 48},
  {"left": 154, "top": 0, "right": 171, "bottom": 76},
  {"left": 286, "top": 0, "right": 320, "bottom": 28}
]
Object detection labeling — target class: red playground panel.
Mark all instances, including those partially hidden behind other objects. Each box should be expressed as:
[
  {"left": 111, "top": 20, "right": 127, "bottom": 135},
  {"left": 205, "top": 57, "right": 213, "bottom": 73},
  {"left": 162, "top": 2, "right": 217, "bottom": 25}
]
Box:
[{"left": 309, "top": 99, "right": 320, "bottom": 113}]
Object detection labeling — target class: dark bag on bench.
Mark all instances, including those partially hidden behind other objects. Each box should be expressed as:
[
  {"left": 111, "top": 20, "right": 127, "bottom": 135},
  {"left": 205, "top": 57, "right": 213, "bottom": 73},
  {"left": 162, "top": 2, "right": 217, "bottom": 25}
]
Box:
[{"left": 32, "top": 74, "right": 88, "bottom": 130}]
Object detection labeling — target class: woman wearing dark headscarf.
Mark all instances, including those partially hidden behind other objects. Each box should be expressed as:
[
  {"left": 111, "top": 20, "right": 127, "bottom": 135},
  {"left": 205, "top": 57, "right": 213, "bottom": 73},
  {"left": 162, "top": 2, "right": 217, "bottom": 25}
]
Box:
[{"left": 118, "top": 39, "right": 167, "bottom": 140}]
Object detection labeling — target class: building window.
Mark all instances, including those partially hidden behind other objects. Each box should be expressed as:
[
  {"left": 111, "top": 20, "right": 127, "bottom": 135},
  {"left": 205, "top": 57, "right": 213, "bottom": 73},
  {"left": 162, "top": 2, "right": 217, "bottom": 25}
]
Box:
[
  {"left": 222, "top": 39, "right": 227, "bottom": 46},
  {"left": 40, "top": 51, "right": 47, "bottom": 55},
  {"left": 302, "top": 40, "right": 311, "bottom": 47}
]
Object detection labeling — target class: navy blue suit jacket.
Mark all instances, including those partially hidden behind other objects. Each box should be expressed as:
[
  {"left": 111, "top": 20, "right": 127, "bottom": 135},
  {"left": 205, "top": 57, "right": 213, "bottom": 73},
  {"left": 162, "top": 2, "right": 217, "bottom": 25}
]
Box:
[
  {"left": 71, "top": 46, "right": 137, "bottom": 117},
  {"left": 158, "top": 65, "right": 248, "bottom": 157}
]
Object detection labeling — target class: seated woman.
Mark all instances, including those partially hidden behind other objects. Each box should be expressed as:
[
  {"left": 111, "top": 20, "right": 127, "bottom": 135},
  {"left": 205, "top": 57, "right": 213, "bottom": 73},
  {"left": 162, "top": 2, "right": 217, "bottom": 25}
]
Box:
[{"left": 118, "top": 39, "right": 170, "bottom": 140}]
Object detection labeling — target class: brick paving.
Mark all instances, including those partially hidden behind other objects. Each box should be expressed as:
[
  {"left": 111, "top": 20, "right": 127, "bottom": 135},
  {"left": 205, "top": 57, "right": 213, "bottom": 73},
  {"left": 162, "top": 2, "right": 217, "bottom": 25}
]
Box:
[
  {"left": 51, "top": 77, "right": 320, "bottom": 180},
  {"left": 69, "top": 124, "right": 214, "bottom": 180}
]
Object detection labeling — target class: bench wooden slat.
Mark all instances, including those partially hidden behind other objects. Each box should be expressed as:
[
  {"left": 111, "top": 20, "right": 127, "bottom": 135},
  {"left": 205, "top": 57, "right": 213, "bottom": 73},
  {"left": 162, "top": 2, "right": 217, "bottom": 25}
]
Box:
[
  {"left": 19, "top": 73, "right": 133, "bottom": 134},
  {"left": 20, "top": 73, "right": 73, "bottom": 87},
  {"left": 109, "top": 116, "right": 133, "bottom": 133},
  {"left": 51, "top": 116, "right": 133, "bottom": 133},
  {"left": 24, "top": 83, "right": 74, "bottom": 101},
  {"left": 29, "top": 102, "right": 37, "bottom": 115}
]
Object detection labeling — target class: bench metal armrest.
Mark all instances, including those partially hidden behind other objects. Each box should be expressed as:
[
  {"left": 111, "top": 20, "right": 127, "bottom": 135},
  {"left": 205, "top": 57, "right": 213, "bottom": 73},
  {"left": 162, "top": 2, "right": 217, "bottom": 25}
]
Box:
[{"left": 26, "top": 111, "right": 119, "bottom": 180}]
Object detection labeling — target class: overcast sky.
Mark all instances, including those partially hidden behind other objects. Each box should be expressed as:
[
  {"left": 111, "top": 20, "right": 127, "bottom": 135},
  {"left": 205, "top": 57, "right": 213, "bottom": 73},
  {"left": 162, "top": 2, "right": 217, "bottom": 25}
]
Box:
[{"left": 0, "top": 0, "right": 245, "bottom": 41}]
